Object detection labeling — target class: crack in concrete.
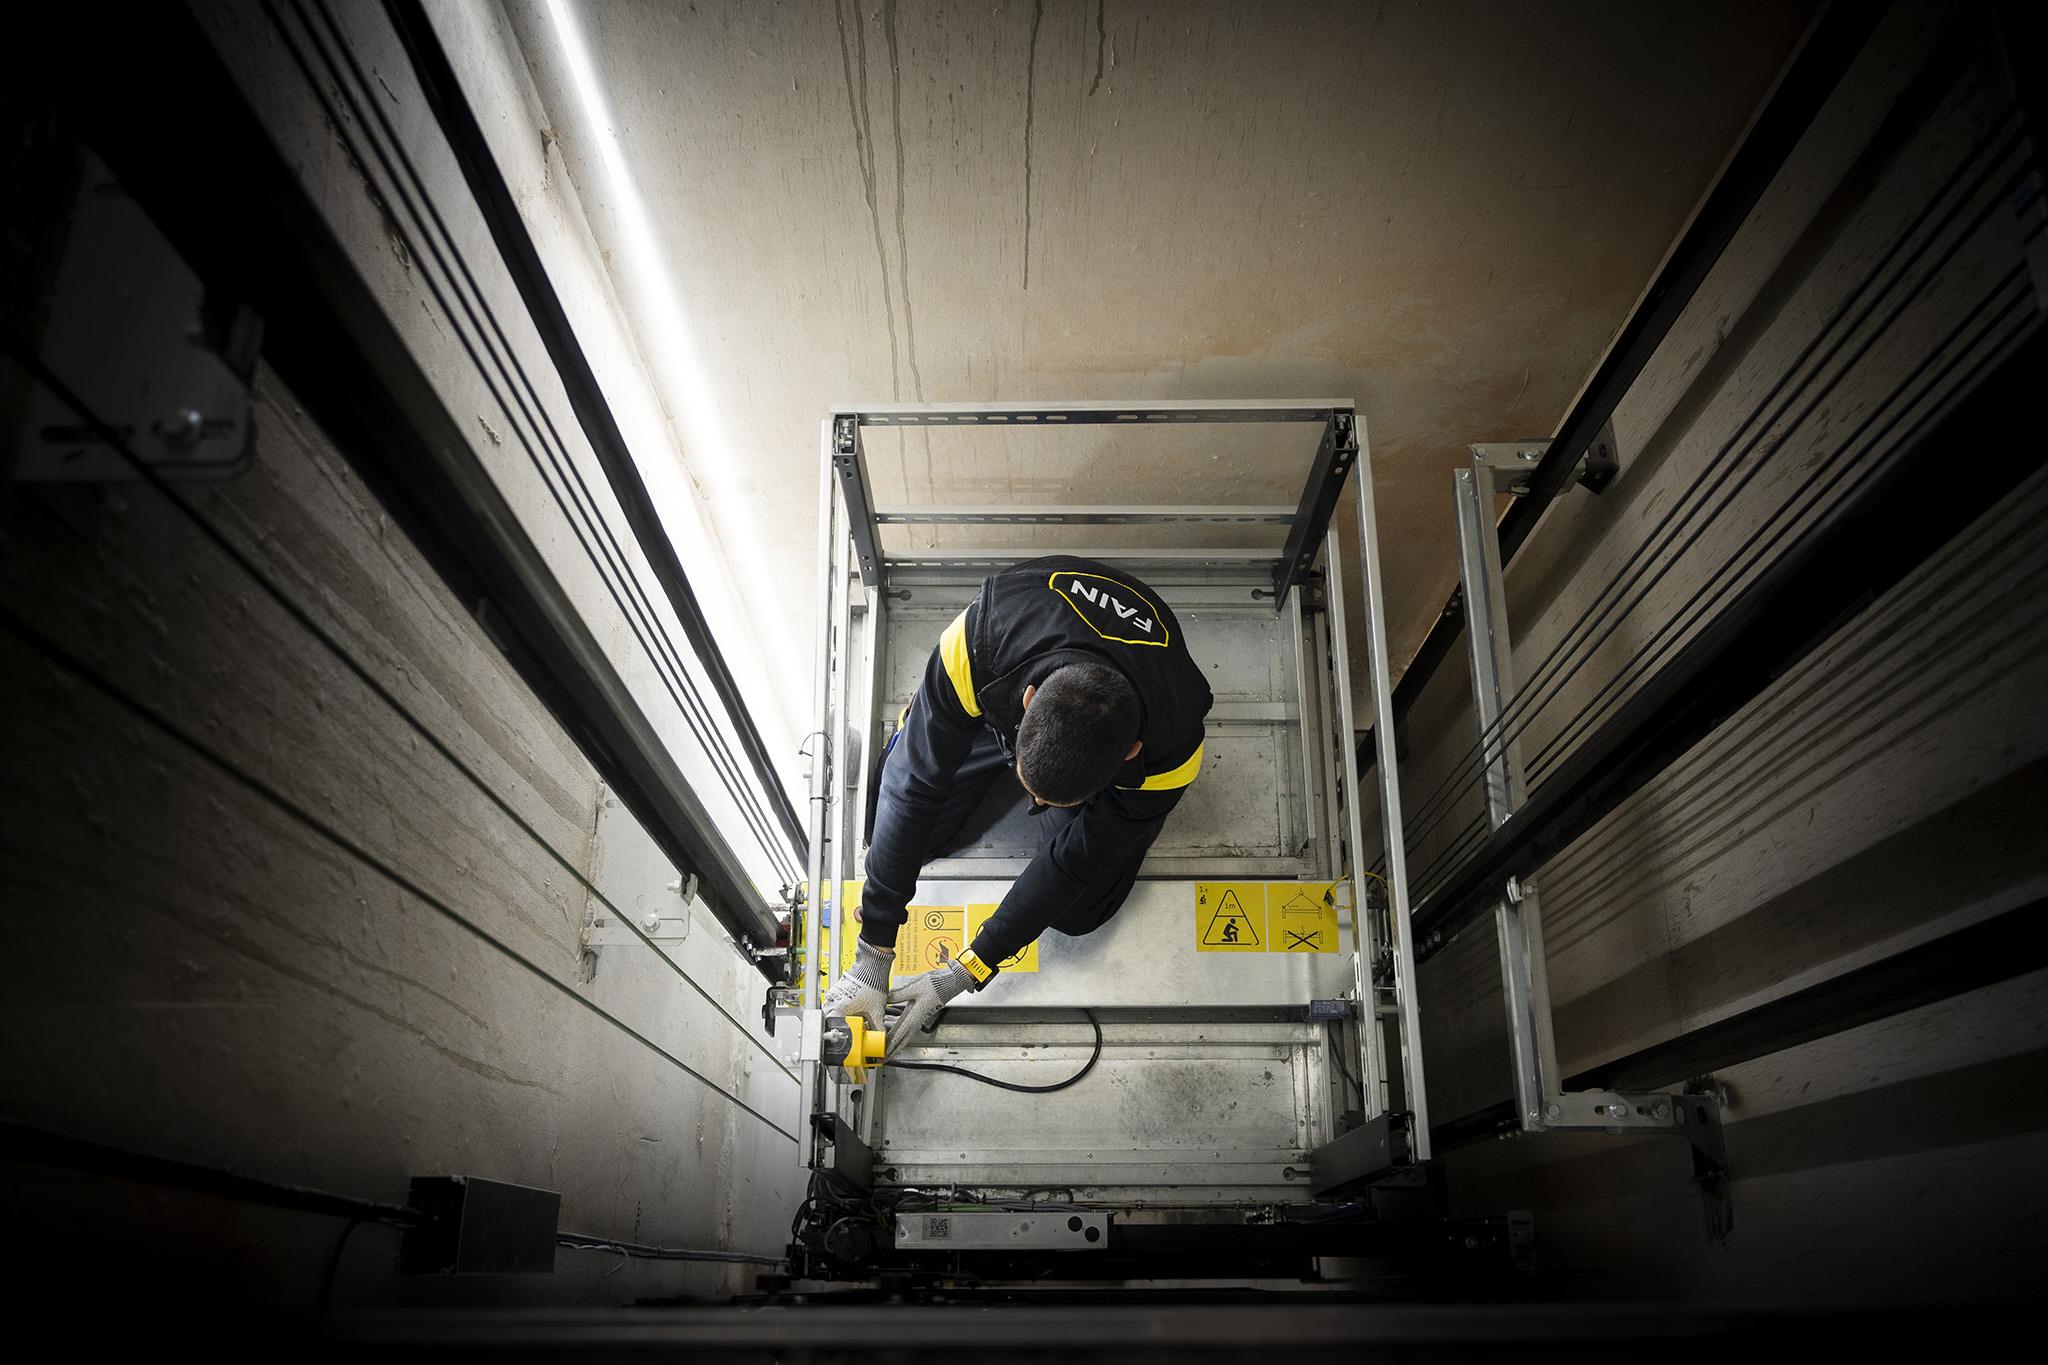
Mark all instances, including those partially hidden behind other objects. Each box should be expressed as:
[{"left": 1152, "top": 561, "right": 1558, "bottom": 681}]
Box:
[
  {"left": 833, "top": 0, "right": 903, "bottom": 399},
  {"left": 1023, "top": 0, "right": 1043, "bottom": 291},
  {"left": 881, "top": 0, "right": 925, "bottom": 405},
  {"left": 1090, "top": 0, "right": 1107, "bottom": 96}
]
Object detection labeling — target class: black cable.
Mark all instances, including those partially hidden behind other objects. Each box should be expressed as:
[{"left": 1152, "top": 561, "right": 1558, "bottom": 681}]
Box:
[
  {"left": 889, "top": 1009, "right": 1103, "bottom": 1093},
  {"left": 0, "top": 606, "right": 801, "bottom": 1144},
  {"left": 1325, "top": 1020, "right": 1362, "bottom": 1098},
  {"left": 319, "top": 1216, "right": 390, "bottom": 1310},
  {"left": 557, "top": 1235, "right": 782, "bottom": 1266},
  {"left": 0, "top": 336, "right": 794, "bottom": 1082}
]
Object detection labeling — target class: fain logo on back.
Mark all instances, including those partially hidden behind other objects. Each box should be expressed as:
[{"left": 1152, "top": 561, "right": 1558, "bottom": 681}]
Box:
[{"left": 1049, "top": 571, "right": 1170, "bottom": 648}]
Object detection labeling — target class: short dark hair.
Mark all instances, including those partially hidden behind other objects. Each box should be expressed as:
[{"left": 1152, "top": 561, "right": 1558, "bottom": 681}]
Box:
[{"left": 1016, "top": 663, "right": 1140, "bottom": 805}]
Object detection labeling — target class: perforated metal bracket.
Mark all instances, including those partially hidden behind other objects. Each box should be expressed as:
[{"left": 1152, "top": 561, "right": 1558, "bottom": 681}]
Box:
[
  {"left": 1535, "top": 1088, "right": 1724, "bottom": 1165},
  {"left": 18, "top": 155, "right": 258, "bottom": 485}
]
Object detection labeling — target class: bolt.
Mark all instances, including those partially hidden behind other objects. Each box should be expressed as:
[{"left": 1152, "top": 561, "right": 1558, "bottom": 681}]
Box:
[
  {"left": 642, "top": 913, "right": 662, "bottom": 934},
  {"left": 1519, "top": 449, "right": 1540, "bottom": 461},
  {"left": 161, "top": 408, "right": 205, "bottom": 449},
  {"left": 666, "top": 878, "right": 682, "bottom": 893},
  {"left": 1463, "top": 1235, "right": 1480, "bottom": 1250},
  {"left": 1654, "top": 1101, "right": 1671, "bottom": 1120},
  {"left": 1544, "top": 1103, "right": 1561, "bottom": 1121},
  {"left": 1505, "top": 877, "right": 1523, "bottom": 905}
]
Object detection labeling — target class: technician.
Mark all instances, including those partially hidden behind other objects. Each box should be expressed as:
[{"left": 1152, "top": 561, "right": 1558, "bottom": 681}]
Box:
[{"left": 821, "top": 556, "right": 1213, "bottom": 1050}]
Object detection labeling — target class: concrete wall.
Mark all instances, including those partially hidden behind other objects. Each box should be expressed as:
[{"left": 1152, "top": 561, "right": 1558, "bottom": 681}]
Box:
[
  {"left": 1382, "top": 1, "right": 2048, "bottom": 1297},
  {"left": 0, "top": 90, "right": 800, "bottom": 1312}
]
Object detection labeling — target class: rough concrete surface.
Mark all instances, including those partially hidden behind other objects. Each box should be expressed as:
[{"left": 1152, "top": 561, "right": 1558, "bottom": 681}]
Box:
[
  {"left": 0, "top": 372, "right": 802, "bottom": 1308},
  {"left": 496, "top": 0, "right": 1814, "bottom": 727}
]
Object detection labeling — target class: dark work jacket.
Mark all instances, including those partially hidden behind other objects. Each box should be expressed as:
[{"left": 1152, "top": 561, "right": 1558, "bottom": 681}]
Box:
[{"left": 858, "top": 557, "right": 1213, "bottom": 974}]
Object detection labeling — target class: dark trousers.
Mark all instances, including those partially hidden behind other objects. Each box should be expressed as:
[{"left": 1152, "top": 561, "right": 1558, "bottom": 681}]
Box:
[{"left": 873, "top": 725, "right": 1163, "bottom": 938}]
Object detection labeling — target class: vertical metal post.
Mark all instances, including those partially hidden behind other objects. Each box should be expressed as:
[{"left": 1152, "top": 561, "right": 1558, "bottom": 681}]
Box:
[
  {"left": 1352, "top": 421, "right": 1432, "bottom": 1159},
  {"left": 1453, "top": 462, "right": 1561, "bottom": 1129},
  {"left": 825, "top": 525, "right": 855, "bottom": 999},
  {"left": 1320, "top": 539, "right": 1385, "bottom": 1119},
  {"left": 849, "top": 586, "right": 884, "bottom": 872},
  {"left": 1287, "top": 588, "right": 1327, "bottom": 878},
  {"left": 802, "top": 419, "right": 837, "bottom": 1167}
]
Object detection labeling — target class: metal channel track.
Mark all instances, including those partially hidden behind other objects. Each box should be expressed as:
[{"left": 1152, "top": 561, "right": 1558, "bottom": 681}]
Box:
[
  {"left": 37, "top": 1, "right": 791, "bottom": 960},
  {"left": 1369, "top": 0, "right": 1888, "bottom": 768}
]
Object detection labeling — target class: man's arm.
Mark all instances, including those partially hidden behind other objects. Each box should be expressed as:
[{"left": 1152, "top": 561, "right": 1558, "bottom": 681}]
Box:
[
  {"left": 964, "top": 785, "right": 1180, "bottom": 967},
  {"left": 859, "top": 607, "right": 982, "bottom": 949}
]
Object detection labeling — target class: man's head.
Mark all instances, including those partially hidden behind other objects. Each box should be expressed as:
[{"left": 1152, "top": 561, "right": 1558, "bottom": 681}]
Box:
[{"left": 1016, "top": 662, "right": 1142, "bottom": 807}]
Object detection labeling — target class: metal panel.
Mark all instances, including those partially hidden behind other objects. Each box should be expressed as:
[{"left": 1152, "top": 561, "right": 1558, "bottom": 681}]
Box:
[
  {"left": 893, "top": 1209, "right": 1109, "bottom": 1250},
  {"left": 897, "top": 880, "right": 1356, "bottom": 1011}
]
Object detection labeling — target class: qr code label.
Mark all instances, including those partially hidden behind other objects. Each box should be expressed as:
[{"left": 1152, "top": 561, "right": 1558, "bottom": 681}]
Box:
[{"left": 924, "top": 1216, "right": 950, "bottom": 1240}]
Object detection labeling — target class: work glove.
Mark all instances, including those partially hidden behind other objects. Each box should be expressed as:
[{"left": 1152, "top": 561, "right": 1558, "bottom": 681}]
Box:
[
  {"left": 820, "top": 939, "right": 894, "bottom": 1030},
  {"left": 884, "top": 959, "right": 976, "bottom": 1055}
]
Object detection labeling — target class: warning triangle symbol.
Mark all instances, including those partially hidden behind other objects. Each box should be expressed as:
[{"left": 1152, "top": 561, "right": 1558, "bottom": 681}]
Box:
[{"left": 1202, "top": 889, "right": 1260, "bottom": 946}]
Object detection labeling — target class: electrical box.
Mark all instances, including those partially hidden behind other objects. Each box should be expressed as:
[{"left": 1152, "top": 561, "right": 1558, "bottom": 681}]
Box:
[{"left": 399, "top": 1175, "right": 560, "bottom": 1275}]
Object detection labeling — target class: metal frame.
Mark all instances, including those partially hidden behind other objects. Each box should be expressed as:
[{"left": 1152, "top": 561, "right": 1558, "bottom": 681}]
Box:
[
  {"left": 1450, "top": 452, "right": 1697, "bottom": 1144},
  {"left": 803, "top": 399, "right": 1432, "bottom": 1195}
]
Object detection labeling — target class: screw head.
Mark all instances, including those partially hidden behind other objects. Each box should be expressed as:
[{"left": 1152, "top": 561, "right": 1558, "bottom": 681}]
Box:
[
  {"left": 641, "top": 913, "right": 662, "bottom": 934},
  {"left": 161, "top": 408, "right": 205, "bottom": 449},
  {"left": 1654, "top": 1101, "right": 1671, "bottom": 1120},
  {"left": 1544, "top": 1103, "right": 1561, "bottom": 1121}
]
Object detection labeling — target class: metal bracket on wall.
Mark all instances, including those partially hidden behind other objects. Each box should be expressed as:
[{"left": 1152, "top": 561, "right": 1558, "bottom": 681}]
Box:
[
  {"left": 580, "top": 873, "right": 697, "bottom": 966},
  {"left": 1467, "top": 424, "right": 1620, "bottom": 499},
  {"left": 17, "top": 154, "right": 258, "bottom": 485}
]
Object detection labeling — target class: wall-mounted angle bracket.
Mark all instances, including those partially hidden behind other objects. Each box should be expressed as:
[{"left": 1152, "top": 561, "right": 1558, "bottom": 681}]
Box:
[
  {"left": 17, "top": 154, "right": 259, "bottom": 486},
  {"left": 1527, "top": 1087, "right": 1724, "bottom": 1165},
  {"left": 580, "top": 873, "right": 696, "bottom": 969},
  {"left": 1469, "top": 422, "right": 1620, "bottom": 498}
]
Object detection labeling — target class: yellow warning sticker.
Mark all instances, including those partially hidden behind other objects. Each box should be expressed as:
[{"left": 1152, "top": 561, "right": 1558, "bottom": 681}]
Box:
[
  {"left": 965, "top": 903, "right": 1039, "bottom": 974},
  {"left": 900, "top": 905, "right": 965, "bottom": 977},
  {"left": 1270, "top": 882, "right": 1340, "bottom": 953},
  {"left": 1194, "top": 882, "right": 1268, "bottom": 952},
  {"left": 833, "top": 882, "right": 963, "bottom": 982}
]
